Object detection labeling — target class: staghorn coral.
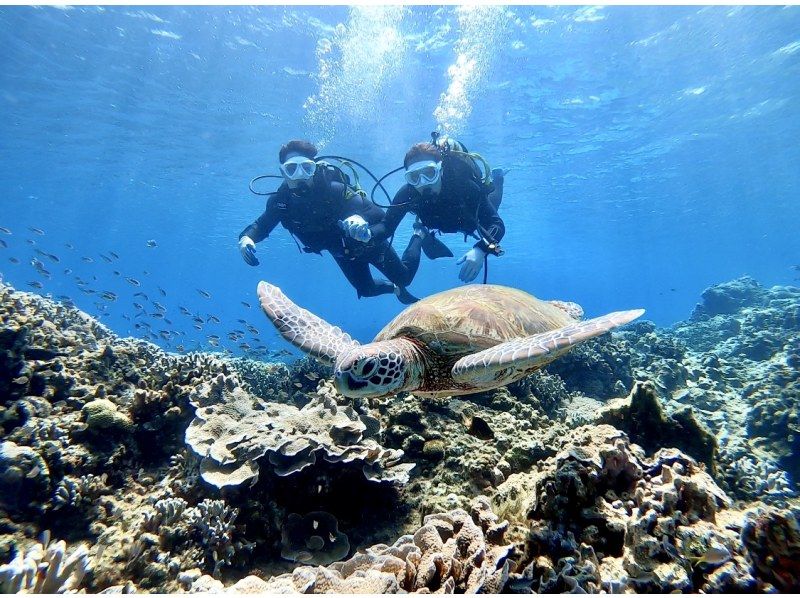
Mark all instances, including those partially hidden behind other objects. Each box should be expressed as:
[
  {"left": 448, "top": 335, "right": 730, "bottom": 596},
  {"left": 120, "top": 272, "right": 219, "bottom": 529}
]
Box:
[
  {"left": 0, "top": 531, "right": 91, "bottom": 593},
  {"left": 187, "top": 499, "right": 253, "bottom": 577}
]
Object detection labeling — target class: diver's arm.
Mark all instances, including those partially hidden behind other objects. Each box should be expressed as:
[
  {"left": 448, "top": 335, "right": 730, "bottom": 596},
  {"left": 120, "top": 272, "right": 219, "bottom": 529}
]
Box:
[
  {"left": 239, "top": 197, "right": 281, "bottom": 244},
  {"left": 369, "top": 188, "right": 410, "bottom": 242},
  {"left": 474, "top": 194, "right": 505, "bottom": 250}
]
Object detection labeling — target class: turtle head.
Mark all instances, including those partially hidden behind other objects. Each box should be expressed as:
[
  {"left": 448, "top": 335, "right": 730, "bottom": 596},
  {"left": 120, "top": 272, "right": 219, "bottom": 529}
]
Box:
[{"left": 333, "top": 341, "right": 420, "bottom": 398}]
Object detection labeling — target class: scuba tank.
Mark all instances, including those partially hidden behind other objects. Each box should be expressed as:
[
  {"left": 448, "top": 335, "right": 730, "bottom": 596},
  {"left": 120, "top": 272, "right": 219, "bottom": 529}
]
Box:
[{"left": 430, "top": 131, "right": 494, "bottom": 193}]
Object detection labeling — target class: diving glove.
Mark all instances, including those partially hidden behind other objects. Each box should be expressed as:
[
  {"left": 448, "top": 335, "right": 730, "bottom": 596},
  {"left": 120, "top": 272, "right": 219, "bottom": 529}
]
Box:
[
  {"left": 339, "top": 215, "right": 372, "bottom": 243},
  {"left": 456, "top": 247, "right": 487, "bottom": 283},
  {"left": 239, "top": 235, "right": 259, "bottom": 266}
]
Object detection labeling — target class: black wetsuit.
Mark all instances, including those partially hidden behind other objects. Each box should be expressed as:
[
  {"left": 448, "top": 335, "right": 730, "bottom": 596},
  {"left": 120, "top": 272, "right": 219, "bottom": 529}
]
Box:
[
  {"left": 239, "top": 171, "right": 422, "bottom": 298},
  {"left": 370, "top": 155, "right": 505, "bottom": 255}
]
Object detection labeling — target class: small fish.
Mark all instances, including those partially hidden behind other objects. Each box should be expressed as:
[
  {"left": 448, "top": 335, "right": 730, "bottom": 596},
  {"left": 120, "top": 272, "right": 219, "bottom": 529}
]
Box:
[
  {"left": 241, "top": 301, "right": 251, "bottom": 308},
  {"left": 305, "top": 373, "right": 319, "bottom": 381},
  {"left": 0, "top": 226, "right": 11, "bottom": 234},
  {"left": 100, "top": 254, "right": 113, "bottom": 263},
  {"left": 192, "top": 316, "right": 204, "bottom": 325},
  {"left": 125, "top": 277, "right": 141, "bottom": 287},
  {"left": 246, "top": 326, "right": 259, "bottom": 335},
  {"left": 294, "top": 382, "right": 303, "bottom": 388},
  {"left": 159, "top": 331, "right": 171, "bottom": 340},
  {"left": 193, "top": 324, "right": 203, "bottom": 331},
  {"left": 207, "top": 315, "right": 221, "bottom": 324},
  {"left": 153, "top": 301, "right": 166, "bottom": 312},
  {"left": 64, "top": 268, "right": 73, "bottom": 275},
  {"left": 27, "top": 281, "right": 43, "bottom": 289},
  {"left": 208, "top": 334, "right": 220, "bottom": 340},
  {"left": 80, "top": 288, "right": 95, "bottom": 295},
  {"left": 134, "top": 292, "right": 148, "bottom": 300},
  {"left": 82, "top": 256, "right": 94, "bottom": 263},
  {"left": 164, "top": 318, "right": 173, "bottom": 325},
  {"left": 208, "top": 338, "right": 219, "bottom": 347},
  {"left": 26, "top": 239, "right": 36, "bottom": 245},
  {"left": 100, "top": 291, "right": 118, "bottom": 301},
  {"left": 146, "top": 239, "right": 157, "bottom": 248},
  {"left": 109, "top": 251, "right": 120, "bottom": 260},
  {"left": 143, "top": 270, "right": 150, "bottom": 275},
  {"left": 113, "top": 270, "right": 121, "bottom": 276},
  {"left": 158, "top": 286, "right": 167, "bottom": 297},
  {"left": 9, "top": 257, "right": 20, "bottom": 264},
  {"left": 689, "top": 543, "right": 732, "bottom": 568},
  {"left": 792, "top": 264, "right": 800, "bottom": 272},
  {"left": 133, "top": 302, "right": 144, "bottom": 310},
  {"left": 0, "top": 239, "right": 6, "bottom": 248},
  {"left": 176, "top": 344, "right": 185, "bottom": 352},
  {"left": 64, "top": 243, "right": 74, "bottom": 249},
  {"left": 151, "top": 312, "right": 164, "bottom": 319},
  {"left": 237, "top": 319, "right": 247, "bottom": 325},
  {"left": 197, "top": 289, "right": 211, "bottom": 299},
  {"left": 122, "top": 314, "right": 131, "bottom": 321},
  {"left": 28, "top": 227, "right": 45, "bottom": 235},
  {"left": 179, "top": 306, "right": 191, "bottom": 315}
]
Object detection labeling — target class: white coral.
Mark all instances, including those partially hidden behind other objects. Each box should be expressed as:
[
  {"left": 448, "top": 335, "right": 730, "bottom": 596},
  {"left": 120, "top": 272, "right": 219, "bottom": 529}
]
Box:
[{"left": 0, "top": 531, "right": 90, "bottom": 593}]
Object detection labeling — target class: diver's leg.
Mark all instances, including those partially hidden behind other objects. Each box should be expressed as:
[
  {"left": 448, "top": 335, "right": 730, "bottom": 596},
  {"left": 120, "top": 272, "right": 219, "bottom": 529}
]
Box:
[
  {"left": 371, "top": 245, "right": 419, "bottom": 305},
  {"left": 488, "top": 168, "right": 506, "bottom": 211},
  {"left": 333, "top": 256, "right": 394, "bottom": 298}
]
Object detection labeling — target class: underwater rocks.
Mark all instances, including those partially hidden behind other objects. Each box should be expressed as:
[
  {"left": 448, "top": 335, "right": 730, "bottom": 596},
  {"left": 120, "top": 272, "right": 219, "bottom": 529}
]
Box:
[
  {"left": 192, "top": 496, "right": 514, "bottom": 594},
  {"left": 494, "top": 425, "right": 757, "bottom": 593},
  {"left": 598, "top": 380, "right": 717, "bottom": 472}
]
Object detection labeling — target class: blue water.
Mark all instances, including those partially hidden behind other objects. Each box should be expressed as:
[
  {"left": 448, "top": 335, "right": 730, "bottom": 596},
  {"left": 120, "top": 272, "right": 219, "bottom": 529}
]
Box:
[{"left": 1, "top": 5, "right": 799, "bottom": 356}]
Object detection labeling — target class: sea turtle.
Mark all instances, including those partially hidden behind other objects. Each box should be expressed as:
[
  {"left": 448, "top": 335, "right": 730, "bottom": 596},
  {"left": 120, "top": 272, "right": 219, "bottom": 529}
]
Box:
[{"left": 257, "top": 282, "right": 644, "bottom": 399}]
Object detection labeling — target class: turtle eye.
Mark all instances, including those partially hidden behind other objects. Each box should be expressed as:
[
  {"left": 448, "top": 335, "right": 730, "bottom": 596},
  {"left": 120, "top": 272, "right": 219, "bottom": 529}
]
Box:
[{"left": 360, "top": 358, "right": 379, "bottom": 379}]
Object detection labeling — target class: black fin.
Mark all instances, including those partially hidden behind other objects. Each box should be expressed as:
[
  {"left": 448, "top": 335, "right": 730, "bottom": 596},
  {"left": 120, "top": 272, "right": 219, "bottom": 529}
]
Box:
[
  {"left": 396, "top": 287, "right": 419, "bottom": 305},
  {"left": 421, "top": 235, "right": 453, "bottom": 259}
]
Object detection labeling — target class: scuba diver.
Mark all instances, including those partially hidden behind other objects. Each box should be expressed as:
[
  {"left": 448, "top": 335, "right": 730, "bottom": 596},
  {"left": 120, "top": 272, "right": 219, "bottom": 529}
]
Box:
[
  {"left": 238, "top": 139, "right": 420, "bottom": 304},
  {"left": 369, "top": 134, "right": 506, "bottom": 284}
]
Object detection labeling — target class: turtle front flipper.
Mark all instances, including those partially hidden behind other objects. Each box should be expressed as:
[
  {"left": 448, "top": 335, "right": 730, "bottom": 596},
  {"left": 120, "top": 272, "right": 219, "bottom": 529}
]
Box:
[
  {"left": 451, "top": 309, "right": 645, "bottom": 388},
  {"left": 257, "top": 281, "right": 360, "bottom": 364}
]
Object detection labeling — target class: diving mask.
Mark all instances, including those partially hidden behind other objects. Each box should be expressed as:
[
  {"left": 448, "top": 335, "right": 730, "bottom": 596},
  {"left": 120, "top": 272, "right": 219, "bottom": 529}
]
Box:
[
  {"left": 280, "top": 157, "right": 317, "bottom": 181},
  {"left": 405, "top": 160, "right": 442, "bottom": 188}
]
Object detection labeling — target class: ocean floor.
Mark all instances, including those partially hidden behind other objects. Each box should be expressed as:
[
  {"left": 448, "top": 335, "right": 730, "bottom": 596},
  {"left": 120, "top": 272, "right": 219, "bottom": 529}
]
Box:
[{"left": 0, "top": 276, "right": 798, "bottom": 593}]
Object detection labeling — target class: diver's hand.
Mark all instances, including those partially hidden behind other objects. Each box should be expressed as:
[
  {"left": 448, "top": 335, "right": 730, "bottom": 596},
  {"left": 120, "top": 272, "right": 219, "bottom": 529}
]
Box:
[
  {"left": 339, "top": 215, "right": 372, "bottom": 243},
  {"left": 456, "top": 247, "right": 486, "bottom": 283},
  {"left": 238, "top": 235, "right": 259, "bottom": 266}
]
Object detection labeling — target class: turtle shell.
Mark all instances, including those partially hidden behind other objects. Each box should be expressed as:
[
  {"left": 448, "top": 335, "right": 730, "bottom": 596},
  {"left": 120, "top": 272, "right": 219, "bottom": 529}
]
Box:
[{"left": 374, "top": 284, "right": 577, "bottom": 359}]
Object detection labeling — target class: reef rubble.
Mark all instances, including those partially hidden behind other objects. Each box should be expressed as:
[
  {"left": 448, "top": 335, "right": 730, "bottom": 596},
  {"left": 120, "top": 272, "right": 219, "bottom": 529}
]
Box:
[{"left": 1, "top": 276, "right": 798, "bottom": 593}]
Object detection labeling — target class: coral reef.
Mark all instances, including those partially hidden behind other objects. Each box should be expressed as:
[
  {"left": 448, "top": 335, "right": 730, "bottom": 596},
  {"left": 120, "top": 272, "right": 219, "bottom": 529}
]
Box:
[{"left": 1, "top": 277, "right": 799, "bottom": 593}]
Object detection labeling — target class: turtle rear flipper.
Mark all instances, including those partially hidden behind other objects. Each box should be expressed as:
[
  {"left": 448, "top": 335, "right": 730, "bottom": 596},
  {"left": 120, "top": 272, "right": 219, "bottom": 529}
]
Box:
[
  {"left": 451, "top": 309, "right": 645, "bottom": 387},
  {"left": 257, "top": 281, "right": 360, "bottom": 364}
]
